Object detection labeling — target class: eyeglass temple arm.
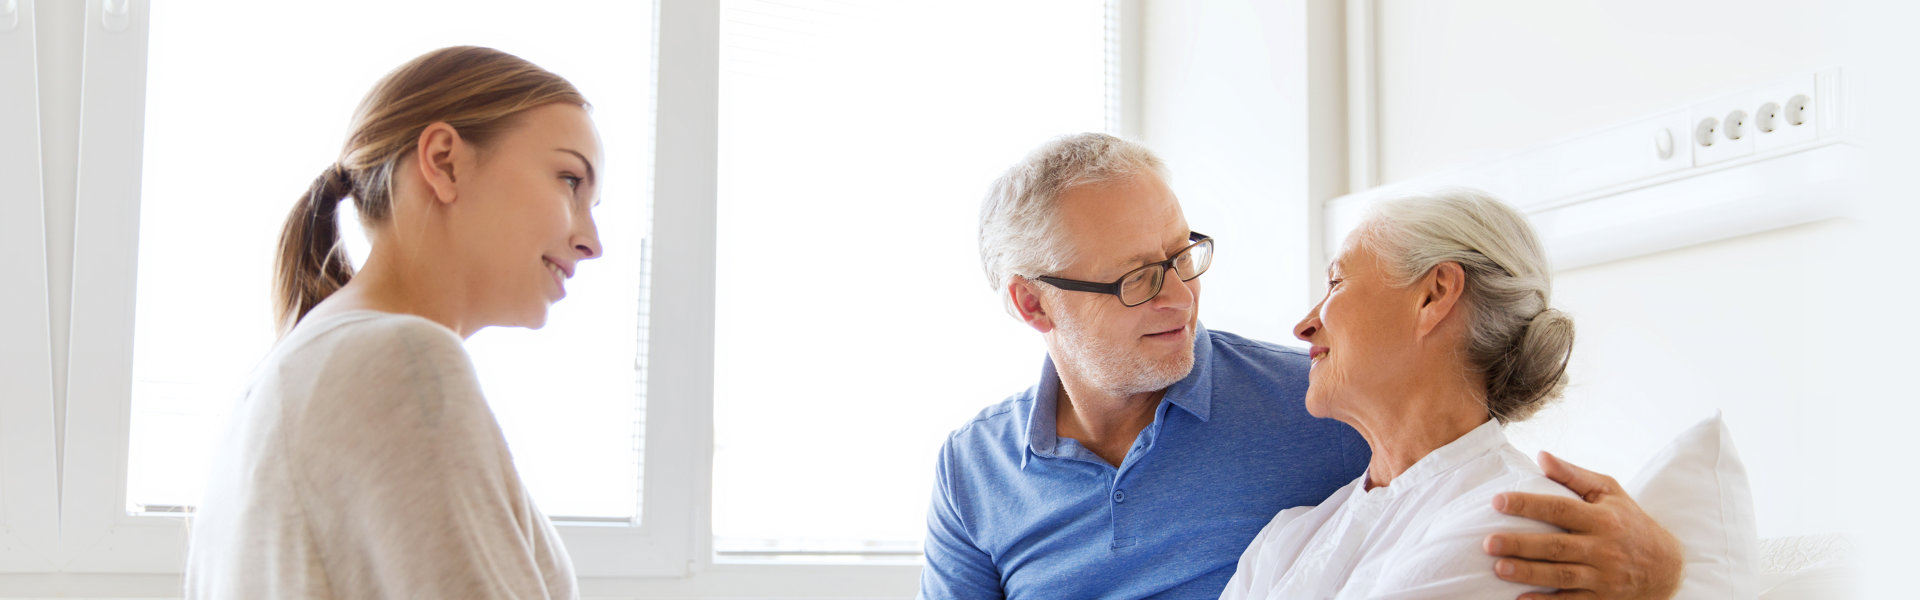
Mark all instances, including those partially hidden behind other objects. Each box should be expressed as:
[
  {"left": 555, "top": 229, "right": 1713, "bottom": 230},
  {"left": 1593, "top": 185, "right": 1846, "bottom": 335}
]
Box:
[{"left": 1032, "top": 276, "right": 1124, "bottom": 295}]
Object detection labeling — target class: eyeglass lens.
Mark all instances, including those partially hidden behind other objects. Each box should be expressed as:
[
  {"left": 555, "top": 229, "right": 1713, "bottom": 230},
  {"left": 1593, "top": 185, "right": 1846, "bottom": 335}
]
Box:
[
  {"left": 1117, "top": 239, "right": 1212, "bottom": 306},
  {"left": 1118, "top": 266, "right": 1165, "bottom": 306}
]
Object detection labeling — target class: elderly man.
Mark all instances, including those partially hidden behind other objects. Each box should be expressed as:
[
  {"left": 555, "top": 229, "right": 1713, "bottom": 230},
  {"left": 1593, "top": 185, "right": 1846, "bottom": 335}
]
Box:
[{"left": 918, "top": 134, "right": 1682, "bottom": 599}]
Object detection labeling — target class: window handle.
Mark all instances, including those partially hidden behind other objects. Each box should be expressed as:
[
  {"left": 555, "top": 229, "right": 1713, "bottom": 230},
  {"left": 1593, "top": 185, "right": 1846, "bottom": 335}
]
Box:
[{"left": 102, "top": 0, "right": 130, "bottom": 32}]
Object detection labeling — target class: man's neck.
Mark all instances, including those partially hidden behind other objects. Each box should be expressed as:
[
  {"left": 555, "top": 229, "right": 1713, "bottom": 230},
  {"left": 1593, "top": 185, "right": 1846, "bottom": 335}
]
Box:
[{"left": 1054, "top": 375, "right": 1165, "bottom": 467}]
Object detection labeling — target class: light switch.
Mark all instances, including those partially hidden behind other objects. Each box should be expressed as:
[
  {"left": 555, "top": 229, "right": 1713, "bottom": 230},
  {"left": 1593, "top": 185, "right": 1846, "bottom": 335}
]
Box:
[{"left": 1654, "top": 128, "right": 1675, "bottom": 160}]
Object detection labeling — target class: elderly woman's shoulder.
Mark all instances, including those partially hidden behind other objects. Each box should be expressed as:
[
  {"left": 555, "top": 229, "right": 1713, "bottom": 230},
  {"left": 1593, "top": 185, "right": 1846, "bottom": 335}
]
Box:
[
  {"left": 1427, "top": 443, "right": 1583, "bottom": 534},
  {"left": 1361, "top": 444, "right": 1581, "bottom": 596}
]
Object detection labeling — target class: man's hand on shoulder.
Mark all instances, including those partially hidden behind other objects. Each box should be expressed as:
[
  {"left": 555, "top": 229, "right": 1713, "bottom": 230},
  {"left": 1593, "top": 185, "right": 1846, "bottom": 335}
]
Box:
[{"left": 1482, "top": 451, "right": 1683, "bottom": 600}]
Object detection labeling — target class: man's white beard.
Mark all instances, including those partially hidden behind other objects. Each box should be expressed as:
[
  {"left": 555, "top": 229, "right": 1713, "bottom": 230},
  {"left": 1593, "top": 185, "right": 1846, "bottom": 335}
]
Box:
[{"left": 1051, "top": 310, "right": 1196, "bottom": 397}]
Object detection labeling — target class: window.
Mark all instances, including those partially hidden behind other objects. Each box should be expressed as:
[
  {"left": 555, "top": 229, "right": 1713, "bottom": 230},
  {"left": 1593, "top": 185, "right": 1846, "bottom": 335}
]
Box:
[
  {"left": 711, "top": 0, "right": 1115, "bottom": 556},
  {"left": 59, "top": 0, "right": 1132, "bottom": 591}
]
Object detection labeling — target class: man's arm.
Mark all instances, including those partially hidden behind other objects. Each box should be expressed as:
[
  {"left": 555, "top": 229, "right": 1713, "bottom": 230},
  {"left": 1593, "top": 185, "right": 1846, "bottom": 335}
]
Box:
[
  {"left": 1483, "top": 451, "right": 1684, "bottom": 600},
  {"left": 918, "top": 445, "right": 1005, "bottom": 600}
]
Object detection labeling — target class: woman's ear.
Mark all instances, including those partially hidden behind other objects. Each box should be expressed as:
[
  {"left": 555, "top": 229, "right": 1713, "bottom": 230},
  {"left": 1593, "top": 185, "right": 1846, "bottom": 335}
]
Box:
[
  {"left": 414, "top": 122, "right": 463, "bottom": 205},
  {"left": 1415, "top": 261, "right": 1467, "bottom": 339},
  {"left": 1009, "top": 277, "right": 1057, "bottom": 334}
]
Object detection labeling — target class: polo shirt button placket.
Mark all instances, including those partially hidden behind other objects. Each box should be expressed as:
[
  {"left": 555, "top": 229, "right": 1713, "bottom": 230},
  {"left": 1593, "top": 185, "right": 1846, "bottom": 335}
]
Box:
[{"left": 1113, "top": 489, "right": 1125, "bottom": 503}]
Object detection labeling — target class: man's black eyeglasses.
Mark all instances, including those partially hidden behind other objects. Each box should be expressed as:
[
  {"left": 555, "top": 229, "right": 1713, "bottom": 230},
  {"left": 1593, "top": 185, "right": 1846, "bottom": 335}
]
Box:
[{"left": 1034, "top": 232, "right": 1213, "bottom": 307}]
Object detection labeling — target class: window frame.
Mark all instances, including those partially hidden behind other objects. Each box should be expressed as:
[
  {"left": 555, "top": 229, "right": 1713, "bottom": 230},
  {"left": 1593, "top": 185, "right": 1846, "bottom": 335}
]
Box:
[
  {"left": 56, "top": 0, "right": 185, "bottom": 573},
  {"left": 0, "top": 0, "right": 61, "bottom": 574},
  {"left": 56, "top": 0, "right": 1134, "bottom": 592}
]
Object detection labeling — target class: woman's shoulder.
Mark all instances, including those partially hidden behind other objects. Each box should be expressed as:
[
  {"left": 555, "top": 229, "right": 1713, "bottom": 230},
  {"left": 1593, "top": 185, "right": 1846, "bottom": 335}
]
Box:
[
  {"left": 1485, "top": 444, "right": 1582, "bottom": 501},
  {"left": 272, "top": 310, "right": 466, "bottom": 372},
  {"left": 285, "top": 310, "right": 460, "bottom": 351},
  {"left": 1354, "top": 446, "right": 1569, "bottom": 597},
  {"left": 1422, "top": 443, "right": 1580, "bottom": 535},
  {"left": 264, "top": 310, "right": 482, "bottom": 423}
]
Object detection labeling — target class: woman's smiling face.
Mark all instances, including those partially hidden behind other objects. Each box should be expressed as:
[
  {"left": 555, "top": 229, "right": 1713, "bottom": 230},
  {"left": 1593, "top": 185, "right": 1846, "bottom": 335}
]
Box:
[
  {"left": 1292, "top": 228, "right": 1423, "bottom": 423},
  {"left": 449, "top": 102, "right": 605, "bottom": 330}
]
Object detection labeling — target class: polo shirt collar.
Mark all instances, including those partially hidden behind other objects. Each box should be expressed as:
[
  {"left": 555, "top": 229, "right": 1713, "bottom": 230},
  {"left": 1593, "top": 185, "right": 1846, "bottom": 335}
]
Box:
[
  {"left": 1164, "top": 321, "right": 1216, "bottom": 422},
  {"left": 1023, "top": 322, "right": 1216, "bottom": 468}
]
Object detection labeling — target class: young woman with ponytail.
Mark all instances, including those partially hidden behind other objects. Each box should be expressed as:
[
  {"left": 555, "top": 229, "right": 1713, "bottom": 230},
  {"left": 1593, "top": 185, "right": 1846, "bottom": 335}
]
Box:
[{"left": 186, "top": 46, "right": 602, "bottom": 599}]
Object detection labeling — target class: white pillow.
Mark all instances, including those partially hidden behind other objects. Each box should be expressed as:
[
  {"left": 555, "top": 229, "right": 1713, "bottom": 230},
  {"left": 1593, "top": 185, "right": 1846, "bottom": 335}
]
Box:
[
  {"left": 1625, "top": 412, "right": 1759, "bottom": 599},
  {"left": 1757, "top": 564, "right": 1858, "bottom": 600},
  {"left": 1756, "top": 534, "right": 1858, "bottom": 600}
]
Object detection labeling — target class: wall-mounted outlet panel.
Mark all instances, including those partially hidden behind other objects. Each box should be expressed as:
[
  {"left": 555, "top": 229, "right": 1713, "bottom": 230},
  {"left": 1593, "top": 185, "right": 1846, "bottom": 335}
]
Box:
[
  {"left": 1693, "top": 72, "right": 1830, "bottom": 165},
  {"left": 1326, "top": 68, "right": 1853, "bottom": 272}
]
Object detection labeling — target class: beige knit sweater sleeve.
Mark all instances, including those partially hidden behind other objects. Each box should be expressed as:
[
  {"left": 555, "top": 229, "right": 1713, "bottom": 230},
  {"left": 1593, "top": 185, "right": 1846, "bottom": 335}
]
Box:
[{"left": 187, "top": 311, "right": 576, "bottom": 599}]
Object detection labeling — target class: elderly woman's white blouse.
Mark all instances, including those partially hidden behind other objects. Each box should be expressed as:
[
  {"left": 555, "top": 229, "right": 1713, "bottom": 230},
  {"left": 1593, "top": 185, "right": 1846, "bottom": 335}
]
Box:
[{"left": 1219, "top": 419, "right": 1578, "bottom": 599}]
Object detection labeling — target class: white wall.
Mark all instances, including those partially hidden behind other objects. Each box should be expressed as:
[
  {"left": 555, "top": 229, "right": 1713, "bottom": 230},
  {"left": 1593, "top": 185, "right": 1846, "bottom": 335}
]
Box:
[
  {"left": 1374, "top": 0, "right": 1859, "bottom": 184},
  {"left": 1368, "top": 0, "right": 1873, "bottom": 540},
  {"left": 1848, "top": 6, "right": 1920, "bottom": 582},
  {"left": 1137, "top": 0, "right": 1347, "bottom": 343}
]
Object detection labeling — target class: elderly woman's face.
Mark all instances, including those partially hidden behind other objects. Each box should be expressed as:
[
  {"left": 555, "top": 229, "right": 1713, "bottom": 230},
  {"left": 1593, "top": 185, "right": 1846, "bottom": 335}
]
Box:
[{"left": 1293, "top": 234, "right": 1423, "bottom": 422}]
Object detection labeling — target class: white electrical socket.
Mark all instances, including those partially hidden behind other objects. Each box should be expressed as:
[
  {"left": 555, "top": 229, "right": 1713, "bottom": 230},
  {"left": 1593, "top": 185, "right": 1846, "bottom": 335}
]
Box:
[
  {"left": 1723, "top": 109, "right": 1749, "bottom": 141},
  {"left": 1694, "top": 116, "right": 1721, "bottom": 148},
  {"left": 1786, "top": 94, "right": 1813, "bottom": 126},
  {"left": 1756, "top": 101, "right": 1782, "bottom": 133}
]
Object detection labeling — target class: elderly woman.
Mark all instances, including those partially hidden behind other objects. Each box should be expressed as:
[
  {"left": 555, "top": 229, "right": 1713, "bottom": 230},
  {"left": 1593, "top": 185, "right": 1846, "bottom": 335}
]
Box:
[{"left": 1220, "top": 189, "right": 1582, "bottom": 598}]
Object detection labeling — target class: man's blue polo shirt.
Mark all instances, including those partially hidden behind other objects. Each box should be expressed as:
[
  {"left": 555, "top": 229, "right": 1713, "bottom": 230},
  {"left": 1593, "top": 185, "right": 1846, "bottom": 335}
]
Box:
[{"left": 919, "top": 324, "right": 1370, "bottom": 599}]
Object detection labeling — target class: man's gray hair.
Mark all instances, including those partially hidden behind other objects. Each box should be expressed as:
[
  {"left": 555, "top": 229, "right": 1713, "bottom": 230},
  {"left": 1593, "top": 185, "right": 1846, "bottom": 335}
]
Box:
[
  {"left": 978, "top": 133, "right": 1168, "bottom": 315},
  {"left": 1359, "top": 188, "right": 1574, "bottom": 424}
]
